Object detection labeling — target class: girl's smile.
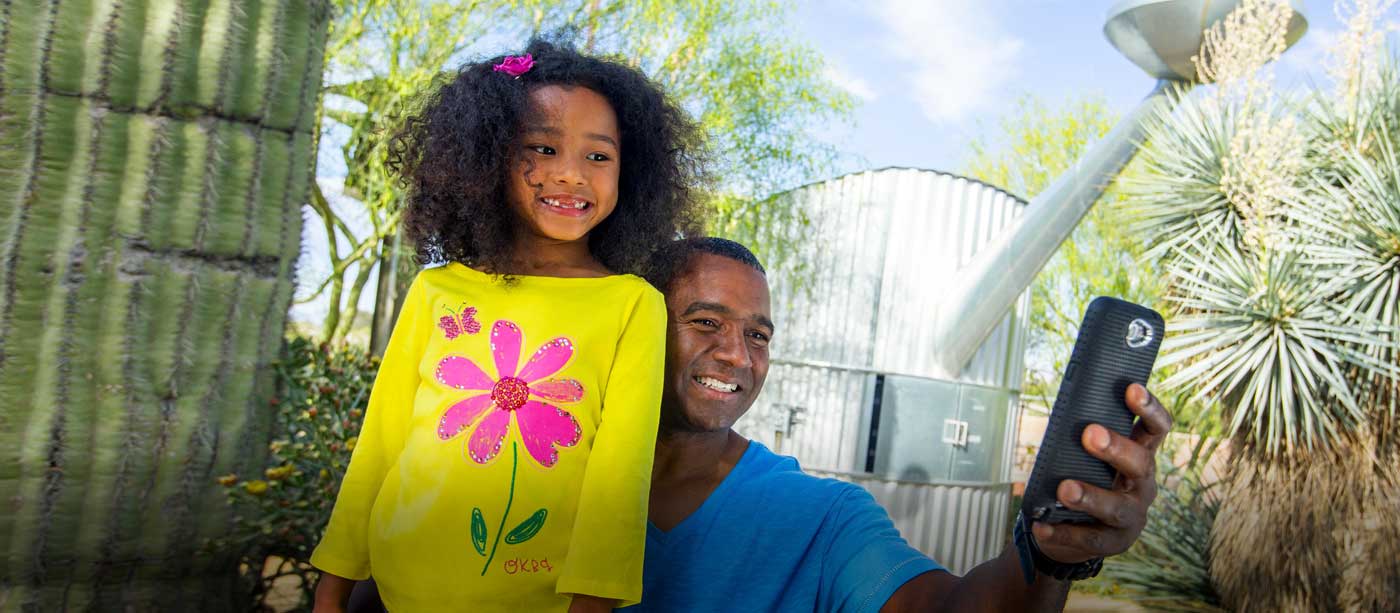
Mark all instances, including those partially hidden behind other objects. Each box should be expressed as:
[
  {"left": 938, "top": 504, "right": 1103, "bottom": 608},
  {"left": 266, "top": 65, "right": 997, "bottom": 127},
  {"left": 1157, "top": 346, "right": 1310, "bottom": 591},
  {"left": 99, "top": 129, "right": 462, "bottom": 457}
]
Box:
[{"left": 538, "top": 193, "right": 595, "bottom": 216}]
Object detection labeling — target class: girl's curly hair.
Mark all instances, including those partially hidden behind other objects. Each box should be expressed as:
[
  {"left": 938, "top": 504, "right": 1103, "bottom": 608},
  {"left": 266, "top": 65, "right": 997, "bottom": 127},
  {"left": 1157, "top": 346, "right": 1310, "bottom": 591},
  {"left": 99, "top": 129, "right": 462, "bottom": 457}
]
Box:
[{"left": 388, "top": 36, "right": 705, "bottom": 277}]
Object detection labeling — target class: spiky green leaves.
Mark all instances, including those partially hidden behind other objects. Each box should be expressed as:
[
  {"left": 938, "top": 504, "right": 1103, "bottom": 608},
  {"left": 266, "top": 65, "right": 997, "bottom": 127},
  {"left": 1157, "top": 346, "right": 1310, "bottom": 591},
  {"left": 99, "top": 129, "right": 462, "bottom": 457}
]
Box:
[
  {"left": 1304, "top": 125, "right": 1400, "bottom": 415},
  {"left": 1124, "top": 87, "right": 1245, "bottom": 256},
  {"left": 1158, "top": 242, "right": 1396, "bottom": 455},
  {"left": 1126, "top": 86, "right": 1309, "bottom": 259},
  {"left": 1126, "top": 49, "right": 1400, "bottom": 459}
]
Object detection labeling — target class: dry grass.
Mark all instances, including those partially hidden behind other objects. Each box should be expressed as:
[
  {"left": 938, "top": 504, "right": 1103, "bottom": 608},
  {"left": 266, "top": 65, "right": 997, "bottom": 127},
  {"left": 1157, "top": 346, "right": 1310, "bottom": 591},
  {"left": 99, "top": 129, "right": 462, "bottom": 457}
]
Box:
[{"left": 1211, "top": 429, "right": 1400, "bottom": 611}]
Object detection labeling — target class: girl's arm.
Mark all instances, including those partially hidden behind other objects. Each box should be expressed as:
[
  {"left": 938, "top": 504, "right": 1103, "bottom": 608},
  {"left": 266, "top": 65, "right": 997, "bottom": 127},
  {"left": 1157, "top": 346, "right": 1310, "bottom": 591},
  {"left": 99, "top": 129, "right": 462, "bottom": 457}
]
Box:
[
  {"left": 312, "top": 572, "right": 356, "bottom": 613},
  {"left": 555, "top": 288, "right": 668, "bottom": 607},
  {"left": 567, "top": 594, "right": 617, "bottom": 613},
  {"left": 310, "top": 275, "right": 430, "bottom": 581}
]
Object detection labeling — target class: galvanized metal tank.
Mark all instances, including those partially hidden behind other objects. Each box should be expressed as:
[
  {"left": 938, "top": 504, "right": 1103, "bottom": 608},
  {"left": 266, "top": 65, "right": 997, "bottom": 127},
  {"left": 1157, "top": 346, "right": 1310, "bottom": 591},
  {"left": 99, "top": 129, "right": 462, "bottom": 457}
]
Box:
[{"left": 735, "top": 167, "right": 1030, "bottom": 573}]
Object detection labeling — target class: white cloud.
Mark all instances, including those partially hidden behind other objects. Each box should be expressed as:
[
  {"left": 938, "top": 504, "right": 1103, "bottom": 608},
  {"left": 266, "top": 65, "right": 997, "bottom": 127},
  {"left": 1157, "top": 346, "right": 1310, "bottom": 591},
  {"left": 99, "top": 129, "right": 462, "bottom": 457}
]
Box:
[
  {"left": 823, "top": 64, "right": 879, "bottom": 101},
  {"left": 870, "top": 0, "right": 1023, "bottom": 123}
]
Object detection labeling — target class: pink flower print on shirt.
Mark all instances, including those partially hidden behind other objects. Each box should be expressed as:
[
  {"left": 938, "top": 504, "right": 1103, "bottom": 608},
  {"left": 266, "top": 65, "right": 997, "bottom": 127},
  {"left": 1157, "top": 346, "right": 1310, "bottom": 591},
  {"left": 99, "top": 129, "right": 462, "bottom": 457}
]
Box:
[
  {"left": 438, "top": 304, "right": 482, "bottom": 340},
  {"left": 434, "top": 320, "right": 584, "bottom": 468}
]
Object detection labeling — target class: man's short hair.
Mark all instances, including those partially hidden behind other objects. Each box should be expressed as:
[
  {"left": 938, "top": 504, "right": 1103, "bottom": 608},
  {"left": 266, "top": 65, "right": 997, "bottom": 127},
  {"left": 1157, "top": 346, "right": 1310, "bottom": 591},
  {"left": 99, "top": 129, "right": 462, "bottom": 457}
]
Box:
[{"left": 646, "top": 237, "right": 766, "bottom": 293}]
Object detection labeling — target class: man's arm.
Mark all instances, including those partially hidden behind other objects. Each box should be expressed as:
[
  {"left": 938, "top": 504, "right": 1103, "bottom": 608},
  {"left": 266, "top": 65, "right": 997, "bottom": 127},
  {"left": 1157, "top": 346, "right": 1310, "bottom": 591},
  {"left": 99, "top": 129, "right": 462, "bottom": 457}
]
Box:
[
  {"left": 881, "top": 384, "right": 1173, "bottom": 612},
  {"left": 879, "top": 547, "right": 1069, "bottom": 613}
]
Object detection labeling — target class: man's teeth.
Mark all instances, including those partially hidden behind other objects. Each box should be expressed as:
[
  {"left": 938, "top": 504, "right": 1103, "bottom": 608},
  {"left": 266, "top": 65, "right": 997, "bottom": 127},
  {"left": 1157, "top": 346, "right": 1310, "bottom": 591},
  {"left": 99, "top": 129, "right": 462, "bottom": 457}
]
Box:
[
  {"left": 696, "top": 376, "right": 737, "bottom": 393},
  {"left": 542, "top": 197, "right": 587, "bottom": 209}
]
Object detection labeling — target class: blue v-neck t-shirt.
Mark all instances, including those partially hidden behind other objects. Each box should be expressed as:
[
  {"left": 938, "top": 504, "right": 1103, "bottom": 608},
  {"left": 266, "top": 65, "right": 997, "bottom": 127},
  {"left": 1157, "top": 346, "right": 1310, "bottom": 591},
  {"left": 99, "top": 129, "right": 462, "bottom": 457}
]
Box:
[{"left": 622, "top": 442, "right": 943, "bottom": 613}]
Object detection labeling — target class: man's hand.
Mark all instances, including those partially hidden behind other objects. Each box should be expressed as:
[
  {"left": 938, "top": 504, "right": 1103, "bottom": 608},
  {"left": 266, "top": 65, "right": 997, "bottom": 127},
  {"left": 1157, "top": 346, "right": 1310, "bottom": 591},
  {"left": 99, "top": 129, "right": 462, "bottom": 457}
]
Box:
[
  {"left": 882, "top": 383, "right": 1176, "bottom": 613},
  {"left": 1031, "top": 383, "right": 1173, "bottom": 564}
]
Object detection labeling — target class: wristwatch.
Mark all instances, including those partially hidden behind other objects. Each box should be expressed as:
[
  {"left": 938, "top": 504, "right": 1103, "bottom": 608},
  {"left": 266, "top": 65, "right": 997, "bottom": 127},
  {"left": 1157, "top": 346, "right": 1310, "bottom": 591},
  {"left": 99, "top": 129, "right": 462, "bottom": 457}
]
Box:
[{"left": 1012, "top": 510, "right": 1103, "bottom": 584}]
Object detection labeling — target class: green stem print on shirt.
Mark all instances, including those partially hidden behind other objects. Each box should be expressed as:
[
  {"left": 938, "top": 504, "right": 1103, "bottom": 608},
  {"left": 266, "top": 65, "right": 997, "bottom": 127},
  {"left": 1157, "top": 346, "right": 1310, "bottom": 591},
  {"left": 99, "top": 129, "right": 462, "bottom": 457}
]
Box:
[
  {"left": 481, "top": 442, "right": 519, "bottom": 576},
  {"left": 479, "top": 442, "right": 551, "bottom": 575}
]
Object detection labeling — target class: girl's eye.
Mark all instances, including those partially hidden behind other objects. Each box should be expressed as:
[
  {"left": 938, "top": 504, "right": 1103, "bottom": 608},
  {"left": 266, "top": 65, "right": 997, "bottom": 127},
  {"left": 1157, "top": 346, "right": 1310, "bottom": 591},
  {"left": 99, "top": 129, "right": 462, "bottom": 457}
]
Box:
[
  {"left": 529, "top": 145, "right": 555, "bottom": 155},
  {"left": 586, "top": 152, "right": 611, "bottom": 162}
]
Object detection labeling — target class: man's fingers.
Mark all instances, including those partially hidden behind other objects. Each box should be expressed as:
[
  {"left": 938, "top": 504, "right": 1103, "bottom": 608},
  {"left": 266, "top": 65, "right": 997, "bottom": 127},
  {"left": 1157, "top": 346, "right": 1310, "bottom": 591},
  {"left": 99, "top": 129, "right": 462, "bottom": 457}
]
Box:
[
  {"left": 1057, "top": 479, "right": 1147, "bottom": 529},
  {"left": 1032, "top": 521, "right": 1134, "bottom": 561},
  {"left": 1027, "top": 386, "right": 1171, "bottom": 566},
  {"left": 1082, "top": 425, "right": 1154, "bottom": 482},
  {"left": 1126, "top": 384, "right": 1172, "bottom": 451}
]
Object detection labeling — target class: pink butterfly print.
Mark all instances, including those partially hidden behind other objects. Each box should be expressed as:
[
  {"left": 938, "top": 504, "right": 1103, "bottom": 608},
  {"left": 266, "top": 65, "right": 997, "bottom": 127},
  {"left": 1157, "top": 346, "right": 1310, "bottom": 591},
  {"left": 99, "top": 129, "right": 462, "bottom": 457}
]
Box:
[
  {"left": 434, "top": 320, "right": 584, "bottom": 468},
  {"left": 438, "top": 304, "right": 482, "bottom": 340}
]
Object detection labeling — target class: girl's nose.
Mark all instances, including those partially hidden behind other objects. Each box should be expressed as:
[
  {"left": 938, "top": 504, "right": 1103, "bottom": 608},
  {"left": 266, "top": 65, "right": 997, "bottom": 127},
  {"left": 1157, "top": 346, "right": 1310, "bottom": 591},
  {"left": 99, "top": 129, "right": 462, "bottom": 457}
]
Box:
[{"left": 551, "top": 159, "right": 585, "bottom": 186}]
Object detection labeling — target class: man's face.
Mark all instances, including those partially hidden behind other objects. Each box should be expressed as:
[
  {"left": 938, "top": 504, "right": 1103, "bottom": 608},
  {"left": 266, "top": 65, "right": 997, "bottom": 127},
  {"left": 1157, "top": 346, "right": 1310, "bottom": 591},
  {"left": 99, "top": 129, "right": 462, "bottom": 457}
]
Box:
[{"left": 661, "top": 253, "right": 774, "bottom": 433}]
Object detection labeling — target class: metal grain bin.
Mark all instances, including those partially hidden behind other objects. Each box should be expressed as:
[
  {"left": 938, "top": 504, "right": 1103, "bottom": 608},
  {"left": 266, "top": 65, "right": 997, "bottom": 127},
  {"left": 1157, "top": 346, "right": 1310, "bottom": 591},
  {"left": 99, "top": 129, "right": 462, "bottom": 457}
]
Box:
[{"left": 736, "top": 167, "right": 1029, "bottom": 574}]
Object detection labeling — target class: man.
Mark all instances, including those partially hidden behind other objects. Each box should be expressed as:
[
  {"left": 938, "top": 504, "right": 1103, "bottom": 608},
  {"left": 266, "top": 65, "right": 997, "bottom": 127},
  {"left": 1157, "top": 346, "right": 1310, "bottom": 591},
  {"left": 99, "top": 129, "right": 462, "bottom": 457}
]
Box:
[{"left": 628, "top": 237, "right": 1173, "bottom": 612}]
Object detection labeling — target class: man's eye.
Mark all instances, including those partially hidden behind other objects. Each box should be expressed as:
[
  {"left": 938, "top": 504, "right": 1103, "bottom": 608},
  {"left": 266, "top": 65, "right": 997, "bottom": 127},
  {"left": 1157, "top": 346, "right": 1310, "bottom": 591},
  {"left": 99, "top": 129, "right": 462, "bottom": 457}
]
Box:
[
  {"left": 748, "top": 331, "right": 770, "bottom": 344},
  {"left": 529, "top": 145, "right": 555, "bottom": 155},
  {"left": 694, "top": 319, "right": 719, "bottom": 328},
  {"left": 587, "top": 152, "right": 611, "bottom": 162}
]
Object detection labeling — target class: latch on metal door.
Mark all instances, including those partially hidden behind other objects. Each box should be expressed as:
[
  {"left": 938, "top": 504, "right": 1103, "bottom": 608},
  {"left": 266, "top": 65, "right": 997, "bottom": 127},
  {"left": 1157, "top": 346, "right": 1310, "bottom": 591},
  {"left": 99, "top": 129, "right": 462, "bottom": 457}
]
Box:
[{"left": 942, "top": 419, "right": 969, "bottom": 448}]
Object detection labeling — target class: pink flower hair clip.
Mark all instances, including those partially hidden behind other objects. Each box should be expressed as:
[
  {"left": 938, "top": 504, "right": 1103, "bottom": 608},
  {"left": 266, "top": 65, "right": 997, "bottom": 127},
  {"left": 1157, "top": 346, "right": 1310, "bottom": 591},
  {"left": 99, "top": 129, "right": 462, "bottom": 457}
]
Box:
[{"left": 493, "top": 53, "right": 534, "bottom": 78}]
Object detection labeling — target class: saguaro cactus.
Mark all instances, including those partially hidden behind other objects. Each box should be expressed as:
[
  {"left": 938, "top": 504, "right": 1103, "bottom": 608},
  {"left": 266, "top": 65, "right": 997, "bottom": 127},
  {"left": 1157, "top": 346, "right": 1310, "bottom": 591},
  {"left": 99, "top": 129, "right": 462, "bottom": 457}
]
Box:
[{"left": 0, "top": 1, "right": 330, "bottom": 609}]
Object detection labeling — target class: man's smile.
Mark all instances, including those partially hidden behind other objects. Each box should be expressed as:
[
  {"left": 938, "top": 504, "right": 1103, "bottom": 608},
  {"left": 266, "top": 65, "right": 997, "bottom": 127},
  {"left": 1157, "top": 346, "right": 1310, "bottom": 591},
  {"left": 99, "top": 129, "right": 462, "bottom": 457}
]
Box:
[{"left": 693, "top": 375, "right": 741, "bottom": 394}]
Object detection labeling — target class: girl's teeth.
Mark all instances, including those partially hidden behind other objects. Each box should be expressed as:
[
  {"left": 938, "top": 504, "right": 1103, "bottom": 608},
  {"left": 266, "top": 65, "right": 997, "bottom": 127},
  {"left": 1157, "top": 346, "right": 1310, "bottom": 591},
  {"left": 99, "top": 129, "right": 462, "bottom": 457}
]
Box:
[{"left": 543, "top": 198, "right": 586, "bottom": 209}]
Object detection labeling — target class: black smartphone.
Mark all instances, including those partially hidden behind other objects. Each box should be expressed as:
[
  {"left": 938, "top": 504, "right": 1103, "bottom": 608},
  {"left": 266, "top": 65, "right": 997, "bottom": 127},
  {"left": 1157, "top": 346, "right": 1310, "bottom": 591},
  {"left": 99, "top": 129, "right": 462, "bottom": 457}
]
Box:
[{"left": 1021, "top": 296, "right": 1164, "bottom": 525}]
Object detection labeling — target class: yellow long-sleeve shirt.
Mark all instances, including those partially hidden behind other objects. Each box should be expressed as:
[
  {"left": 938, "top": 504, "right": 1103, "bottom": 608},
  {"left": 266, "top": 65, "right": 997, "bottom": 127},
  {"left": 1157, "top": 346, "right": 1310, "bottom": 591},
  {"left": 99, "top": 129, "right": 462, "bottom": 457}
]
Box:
[{"left": 311, "top": 263, "right": 665, "bottom": 611}]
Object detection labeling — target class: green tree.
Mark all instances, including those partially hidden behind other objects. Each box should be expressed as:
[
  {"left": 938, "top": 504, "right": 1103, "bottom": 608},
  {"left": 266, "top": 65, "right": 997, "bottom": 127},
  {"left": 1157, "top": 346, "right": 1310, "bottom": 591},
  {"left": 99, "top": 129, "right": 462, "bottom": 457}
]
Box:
[
  {"left": 0, "top": 1, "right": 331, "bottom": 609},
  {"left": 301, "top": 0, "right": 855, "bottom": 345},
  {"left": 300, "top": 0, "right": 487, "bottom": 344},
  {"left": 1124, "top": 0, "right": 1400, "bottom": 608}
]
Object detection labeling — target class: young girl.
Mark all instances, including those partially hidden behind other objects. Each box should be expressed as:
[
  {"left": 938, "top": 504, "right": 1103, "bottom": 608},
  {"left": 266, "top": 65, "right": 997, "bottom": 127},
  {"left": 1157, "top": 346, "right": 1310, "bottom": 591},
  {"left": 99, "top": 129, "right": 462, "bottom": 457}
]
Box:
[{"left": 311, "top": 38, "right": 701, "bottom": 612}]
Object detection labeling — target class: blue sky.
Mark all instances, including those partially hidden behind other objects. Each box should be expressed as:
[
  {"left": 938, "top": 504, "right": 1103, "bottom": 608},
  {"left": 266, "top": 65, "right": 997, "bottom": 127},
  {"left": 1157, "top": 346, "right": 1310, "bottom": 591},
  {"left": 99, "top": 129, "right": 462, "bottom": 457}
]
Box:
[
  {"left": 796, "top": 0, "right": 1350, "bottom": 181},
  {"left": 294, "top": 1, "right": 1370, "bottom": 322}
]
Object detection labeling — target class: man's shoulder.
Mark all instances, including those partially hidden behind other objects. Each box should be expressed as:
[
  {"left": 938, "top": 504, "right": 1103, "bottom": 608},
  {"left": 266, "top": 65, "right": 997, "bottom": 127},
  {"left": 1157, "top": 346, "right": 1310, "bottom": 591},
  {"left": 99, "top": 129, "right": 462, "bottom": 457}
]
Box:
[{"left": 738, "top": 442, "right": 870, "bottom": 506}]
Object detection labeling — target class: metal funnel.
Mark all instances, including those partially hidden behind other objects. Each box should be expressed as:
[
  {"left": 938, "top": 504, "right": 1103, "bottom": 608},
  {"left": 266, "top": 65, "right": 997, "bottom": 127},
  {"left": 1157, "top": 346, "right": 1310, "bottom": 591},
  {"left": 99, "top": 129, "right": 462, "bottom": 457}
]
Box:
[
  {"left": 1105, "top": 0, "right": 1309, "bottom": 81},
  {"left": 931, "top": 0, "right": 1307, "bottom": 378}
]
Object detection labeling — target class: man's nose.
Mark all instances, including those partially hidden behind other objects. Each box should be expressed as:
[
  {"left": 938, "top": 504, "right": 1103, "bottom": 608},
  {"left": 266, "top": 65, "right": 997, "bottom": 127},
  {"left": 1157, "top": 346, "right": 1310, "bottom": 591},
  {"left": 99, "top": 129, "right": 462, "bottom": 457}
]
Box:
[{"left": 711, "top": 328, "right": 752, "bottom": 369}]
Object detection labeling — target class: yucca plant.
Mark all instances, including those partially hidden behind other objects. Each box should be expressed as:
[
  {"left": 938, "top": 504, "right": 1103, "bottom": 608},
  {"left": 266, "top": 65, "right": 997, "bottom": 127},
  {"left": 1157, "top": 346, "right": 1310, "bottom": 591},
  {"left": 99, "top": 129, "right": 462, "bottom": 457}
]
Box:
[
  {"left": 1123, "top": 1, "right": 1400, "bottom": 609},
  {"left": 0, "top": 1, "right": 330, "bottom": 609},
  {"left": 1153, "top": 233, "right": 1397, "bottom": 611},
  {"left": 1290, "top": 101, "right": 1400, "bottom": 612}
]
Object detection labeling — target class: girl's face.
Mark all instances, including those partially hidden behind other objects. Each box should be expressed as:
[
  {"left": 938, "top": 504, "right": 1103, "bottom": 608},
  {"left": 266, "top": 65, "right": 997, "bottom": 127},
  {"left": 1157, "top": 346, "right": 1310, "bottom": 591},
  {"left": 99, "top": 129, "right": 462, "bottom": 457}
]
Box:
[{"left": 507, "top": 85, "right": 621, "bottom": 247}]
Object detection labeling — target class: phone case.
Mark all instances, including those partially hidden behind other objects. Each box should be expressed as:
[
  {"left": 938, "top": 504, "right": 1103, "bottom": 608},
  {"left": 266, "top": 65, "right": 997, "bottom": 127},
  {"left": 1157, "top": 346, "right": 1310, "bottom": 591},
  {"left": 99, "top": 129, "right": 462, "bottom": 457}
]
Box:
[{"left": 1021, "top": 296, "right": 1164, "bottom": 525}]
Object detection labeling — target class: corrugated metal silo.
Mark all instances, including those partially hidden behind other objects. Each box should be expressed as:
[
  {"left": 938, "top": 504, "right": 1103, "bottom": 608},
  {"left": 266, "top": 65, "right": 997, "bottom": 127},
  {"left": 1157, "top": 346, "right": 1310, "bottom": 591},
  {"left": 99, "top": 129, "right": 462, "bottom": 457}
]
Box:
[{"left": 736, "top": 167, "right": 1030, "bottom": 574}]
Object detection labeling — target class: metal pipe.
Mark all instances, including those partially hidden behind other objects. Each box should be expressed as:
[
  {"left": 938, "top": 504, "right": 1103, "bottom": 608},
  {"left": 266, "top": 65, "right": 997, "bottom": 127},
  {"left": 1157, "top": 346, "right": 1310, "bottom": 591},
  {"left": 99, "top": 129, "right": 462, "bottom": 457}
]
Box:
[{"left": 932, "top": 79, "right": 1179, "bottom": 376}]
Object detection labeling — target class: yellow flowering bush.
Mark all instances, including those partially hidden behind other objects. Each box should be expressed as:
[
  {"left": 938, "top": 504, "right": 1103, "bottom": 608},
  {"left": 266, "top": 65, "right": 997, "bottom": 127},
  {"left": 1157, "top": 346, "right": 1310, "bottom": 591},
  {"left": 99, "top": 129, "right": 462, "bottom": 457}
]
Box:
[{"left": 213, "top": 334, "right": 378, "bottom": 610}]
